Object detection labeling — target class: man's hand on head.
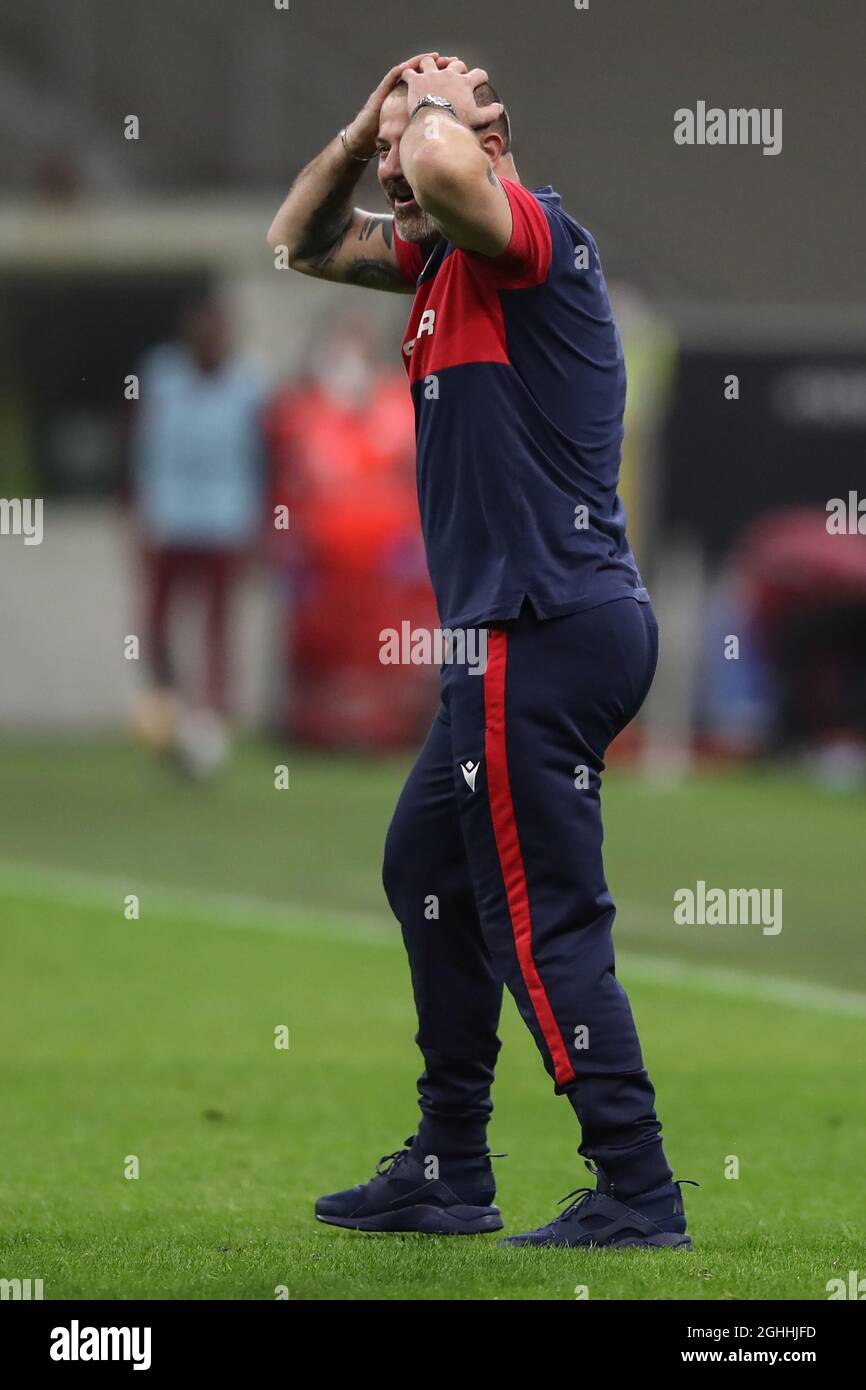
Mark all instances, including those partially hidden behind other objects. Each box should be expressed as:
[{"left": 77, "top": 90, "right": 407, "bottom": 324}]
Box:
[
  {"left": 266, "top": 50, "right": 508, "bottom": 294},
  {"left": 401, "top": 56, "right": 505, "bottom": 131},
  {"left": 344, "top": 53, "right": 462, "bottom": 159}
]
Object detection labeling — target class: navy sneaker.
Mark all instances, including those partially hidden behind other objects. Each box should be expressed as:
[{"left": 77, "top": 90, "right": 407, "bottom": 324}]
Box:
[
  {"left": 500, "top": 1164, "right": 696, "bottom": 1249},
  {"left": 315, "top": 1139, "right": 503, "bottom": 1235}
]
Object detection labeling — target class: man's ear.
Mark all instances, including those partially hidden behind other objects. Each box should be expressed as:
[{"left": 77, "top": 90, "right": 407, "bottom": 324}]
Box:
[{"left": 478, "top": 130, "right": 507, "bottom": 167}]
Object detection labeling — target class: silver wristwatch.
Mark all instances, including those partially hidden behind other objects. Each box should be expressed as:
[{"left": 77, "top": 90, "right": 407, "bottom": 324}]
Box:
[{"left": 410, "top": 94, "right": 458, "bottom": 121}]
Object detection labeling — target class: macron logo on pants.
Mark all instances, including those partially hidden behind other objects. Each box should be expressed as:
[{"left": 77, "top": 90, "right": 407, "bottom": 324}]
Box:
[{"left": 460, "top": 759, "right": 480, "bottom": 793}]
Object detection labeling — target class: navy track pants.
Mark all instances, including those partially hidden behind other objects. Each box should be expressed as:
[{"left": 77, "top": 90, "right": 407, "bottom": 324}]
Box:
[{"left": 382, "top": 596, "right": 672, "bottom": 1196}]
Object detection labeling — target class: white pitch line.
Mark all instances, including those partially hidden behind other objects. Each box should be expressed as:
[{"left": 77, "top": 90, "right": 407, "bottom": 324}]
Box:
[
  {"left": 615, "top": 951, "right": 866, "bottom": 1018},
  {"left": 1, "top": 858, "right": 865, "bottom": 1018},
  {"left": 0, "top": 858, "right": 393, "bottom": 944}
]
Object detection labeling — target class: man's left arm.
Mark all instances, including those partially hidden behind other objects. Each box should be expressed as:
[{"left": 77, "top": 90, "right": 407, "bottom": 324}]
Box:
[
  {"left": 400, "top": 110, "right": 512, "bottom": 256},
  {"left": 399, "top": 59, "right": 512, "bottom": 256}
]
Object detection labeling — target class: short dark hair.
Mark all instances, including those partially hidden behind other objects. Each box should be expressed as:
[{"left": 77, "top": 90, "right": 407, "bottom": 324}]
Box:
[{"left": 396, "top": 78, "right": 511, "bottom": 153}]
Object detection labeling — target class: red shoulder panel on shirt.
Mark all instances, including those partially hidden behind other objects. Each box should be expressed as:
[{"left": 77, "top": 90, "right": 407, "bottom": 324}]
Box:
[{"left": 469, "top": 179, "right": 553, "bottom": 289}]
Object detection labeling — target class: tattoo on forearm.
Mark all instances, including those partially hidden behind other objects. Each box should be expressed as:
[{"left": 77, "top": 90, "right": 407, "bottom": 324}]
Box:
[
  {"left": 298, "top": 192, "right": 354, "bottom": 268},
  {"left": 359, "top": 214, "right": 394, "bottom": 249},
  {"left": 298, "top": 191, "right": 397, "bottom": 280},
  {"left": 345, "top": 258, "right": 405, "bottom": 290},
  {"left": 295, "top": 154, "right": 365, "bottom": 266}
]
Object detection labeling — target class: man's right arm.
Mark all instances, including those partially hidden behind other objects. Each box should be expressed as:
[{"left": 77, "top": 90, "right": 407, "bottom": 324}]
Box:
[
  {"left": 266, "top": 53, "right": 445, "bottom": 294},
  {"left": 266, "top": 133, "right": 408, "bottom": 293}
]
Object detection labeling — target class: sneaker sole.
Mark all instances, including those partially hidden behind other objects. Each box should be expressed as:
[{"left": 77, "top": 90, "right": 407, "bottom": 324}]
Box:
[
  {"left": 316, "top": 1204, "right": 503, "bottom": 1236},
  {"left": 612, "top": 1233, "right": 692, "bottom": 1250},
  {"left": 500, "top": 1232, "right": 693, "bottom": 1250}
]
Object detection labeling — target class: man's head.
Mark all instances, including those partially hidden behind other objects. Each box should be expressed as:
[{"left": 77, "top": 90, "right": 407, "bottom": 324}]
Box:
[
  {"left": 179, "top": 294, "right": 229, "bottom": 372},
  {"left": 376, "top": 79, "right": 513, "bottom": 242}
]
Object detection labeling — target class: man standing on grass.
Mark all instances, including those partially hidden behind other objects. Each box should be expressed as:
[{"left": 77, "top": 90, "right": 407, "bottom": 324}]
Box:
[{"left": 267, "top": 53, "right": 692, "bottom": 1248}]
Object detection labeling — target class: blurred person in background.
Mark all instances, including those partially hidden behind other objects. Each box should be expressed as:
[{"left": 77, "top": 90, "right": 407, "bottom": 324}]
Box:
[
  {"left": 734, "top": 506, "right": 866, "bottom": 788},
  {"left": 267, "top": 313, "right": 436, "bottom": 747},
  {"left": 131, "top": 294, "right": 268, "bottom": 776}
]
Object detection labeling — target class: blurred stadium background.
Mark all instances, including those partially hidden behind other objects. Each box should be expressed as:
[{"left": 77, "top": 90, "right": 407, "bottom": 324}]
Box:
[{"left": 1, "top": 0, "right": 865, "bottom": 1300}]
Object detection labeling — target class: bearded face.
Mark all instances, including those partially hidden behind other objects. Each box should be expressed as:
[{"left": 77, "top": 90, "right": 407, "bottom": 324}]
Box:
[{"left": 376, "top": 92, "right": 440, "bottom": 244}]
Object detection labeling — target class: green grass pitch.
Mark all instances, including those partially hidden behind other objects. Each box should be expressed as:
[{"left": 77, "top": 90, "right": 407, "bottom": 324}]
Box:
[{"left": 0, "top": 738, "right": 863, "bottom": 1300}]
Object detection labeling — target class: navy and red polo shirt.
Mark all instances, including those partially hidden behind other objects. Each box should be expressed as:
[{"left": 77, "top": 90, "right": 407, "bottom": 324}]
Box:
[{"left": 393, "top": 177, "right": 649, "bottom": 630}]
